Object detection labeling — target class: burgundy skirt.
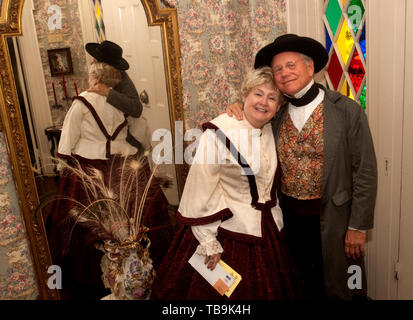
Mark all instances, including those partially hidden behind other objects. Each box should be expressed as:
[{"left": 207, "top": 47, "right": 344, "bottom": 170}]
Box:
[
  {"left": 45, "top": 154, "right": 173, "bottom": 296},
  {"left": 150, "top": 209, "right": 301, "bottom": 300}
]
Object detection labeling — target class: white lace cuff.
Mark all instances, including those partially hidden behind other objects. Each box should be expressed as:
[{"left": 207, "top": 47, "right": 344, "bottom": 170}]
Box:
[{"left": 195, "top": 239, "right": 223, "bottom": 256}]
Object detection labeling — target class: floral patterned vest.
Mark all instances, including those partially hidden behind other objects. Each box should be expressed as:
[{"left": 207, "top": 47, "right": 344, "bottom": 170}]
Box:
[{"left": 277, "top": 102, "right": 324, "bottom": 200}]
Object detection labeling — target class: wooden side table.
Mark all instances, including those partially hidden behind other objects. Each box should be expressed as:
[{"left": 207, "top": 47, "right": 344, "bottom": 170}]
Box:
[
  {"left": 45, "top": 126, "right": 62, "bottom": 174},
  {"left": 44, "top": 126, "right": 62, "bottom": 157}
]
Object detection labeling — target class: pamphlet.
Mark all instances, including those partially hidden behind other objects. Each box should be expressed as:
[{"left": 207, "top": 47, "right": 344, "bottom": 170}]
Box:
[
  {"left": 188, "top": 252, "right": 242, "bottom": 297},
  {"left": 218, "top": 259, "right": 242, "bottom": 297}
]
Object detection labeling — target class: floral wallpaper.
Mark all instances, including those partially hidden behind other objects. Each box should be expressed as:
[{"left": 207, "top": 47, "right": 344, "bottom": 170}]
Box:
[
  {"left": 0, "top": 132, "right": 38, "bottom": 299},
  {"left": 163, "top": 0, "right": 287, "bottom": 130},
  {"left": 32, "top": 0, "right": 89, "bottom": 126}
]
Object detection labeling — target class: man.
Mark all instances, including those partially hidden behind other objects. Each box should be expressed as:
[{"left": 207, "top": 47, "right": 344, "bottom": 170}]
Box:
[
  {"left": 85, "top": 40, "right": 144, "bottom": 150},
  {"left": 227, "top": 34, "right": 377, "bottom": 300}
]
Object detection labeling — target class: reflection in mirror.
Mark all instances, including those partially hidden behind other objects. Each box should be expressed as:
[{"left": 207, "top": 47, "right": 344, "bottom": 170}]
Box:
[
  {"left": 2, "top": 0, "right": 185, "bottom": 299},
  {"left": 16, "top": 0, "right": 180, "bottom": 202}
]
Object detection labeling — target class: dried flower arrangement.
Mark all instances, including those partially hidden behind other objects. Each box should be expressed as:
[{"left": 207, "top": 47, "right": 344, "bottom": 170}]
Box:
[
  {"left": 49, "top": 153, "right": 170, "bottom": 244},
  {"left": 38, "top": 153, "right": 172, "bottom": 299}
]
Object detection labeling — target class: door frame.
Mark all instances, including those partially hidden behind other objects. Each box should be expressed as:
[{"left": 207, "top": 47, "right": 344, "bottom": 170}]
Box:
[
  {"left": 366, "top": 0, "right": 406, "bottom": 300},
  {"left": 397, "top": 0, "right": 413, "bottom": 299},
  {"left": 18, "top": 0, "right": 55, "bottom": 175}
]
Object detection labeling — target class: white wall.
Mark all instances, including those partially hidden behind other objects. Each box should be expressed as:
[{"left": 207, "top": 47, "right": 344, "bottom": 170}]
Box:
[
  {"left": 365, "top": 0, "right": 406, "bottom": 300},
  {"left": 287, "top": 0, "right": 324, "bottom": 43},
  {"left": 286, "top": 0, "right": 326, "bottom": 84}
]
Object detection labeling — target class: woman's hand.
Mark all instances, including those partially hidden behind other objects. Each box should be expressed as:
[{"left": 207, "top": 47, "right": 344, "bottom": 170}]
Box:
[
  {"left": 221, "top": 102, "right": 243, "bottom": 120},
  {"left": 204, "top": 253, "right": 221, "bottom": 270}
]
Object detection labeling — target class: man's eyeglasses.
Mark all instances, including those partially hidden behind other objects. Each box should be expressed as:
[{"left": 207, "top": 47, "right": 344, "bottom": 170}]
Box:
[{"left": 273, "top": 61, "right": 298, "bottom": 74}]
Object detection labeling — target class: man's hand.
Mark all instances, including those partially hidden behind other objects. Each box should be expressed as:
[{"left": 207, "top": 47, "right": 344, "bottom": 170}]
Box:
[
  {"left": 221, "top": 102, "right": 243, "bottom": 120},
  {"left": 204, "top": 253, "right": 222, "bottom": 270},
  {"left": 344, "top": 229, "right": 366, "bottom": 260},
  {"left": 87, "top": 83, "right": 111, "bottom": 97}
]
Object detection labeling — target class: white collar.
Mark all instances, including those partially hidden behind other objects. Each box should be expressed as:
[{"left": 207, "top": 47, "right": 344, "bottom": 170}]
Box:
[
  {"left": 294, "top": 79, "right": 315, "bottom": 98},
  {"left": 283, "top": 79, "right": 315, "bottom": 99}
]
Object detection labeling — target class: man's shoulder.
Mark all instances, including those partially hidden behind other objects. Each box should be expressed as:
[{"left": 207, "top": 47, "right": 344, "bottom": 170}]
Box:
[
  {"left": 114, "top": 72, "right": 138, "bottom": 96},
  {"left": 321, "top": 85, "right": 363, "bottom": 112},
  {"left": 271, "top": 103, "right": 288, "bottom": 124}
]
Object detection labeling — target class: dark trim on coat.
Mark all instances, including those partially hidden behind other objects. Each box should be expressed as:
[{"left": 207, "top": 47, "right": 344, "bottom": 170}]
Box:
[
  {"left": 175, "top": 209, "right": 233, "bottom": 226},
  {"left": 217, "top": 226, "right": 264, "bottom": 244},
  {"left": 73, "top": 96, "right": 128, "bottom": 158}
]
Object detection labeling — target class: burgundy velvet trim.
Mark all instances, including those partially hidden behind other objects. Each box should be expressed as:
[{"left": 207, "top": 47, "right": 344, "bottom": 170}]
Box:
[
  {"left": 175, "top": 209, "right": 233, "bottom": 226},
  {"left": 112, "top": 118, "right": 128, "bottom": 140},
  {"left": 202, "top": 121, "right": 283, "bottom": 208},
  {"left": 56, "top": 152, "right": 71, "bottom": 160},
  {"left": 253, "top": 199, "right": 277, "bottom": 211},
  {"left": 201, "top": 121, "right": 214, "bottom": 132},
  {"left": 151, "top": 208, "right": 300, "bottom": 300},
  {"left": 270, "top": 165, "right": 281, "bottom": 202},
  {"left": 71, "top": 153, "right": 108, "bottom": 165},
  {"left": 217, "top": 226, "right": 264, "bottom": 244},
  {"left": 73, "top": 96, "right": 128, "bottom": 158},
  {"left": 58, "top": 153, "right": 139, "bottom": 168},
  {"left": 73, "top": 96, "right": 110, "bottom": 139},
  {"left": 202, "top": 122, "right": 259, "bottom": 205}
]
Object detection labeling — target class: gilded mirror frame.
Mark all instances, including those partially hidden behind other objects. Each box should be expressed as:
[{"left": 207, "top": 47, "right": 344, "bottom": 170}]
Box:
[{"left": 0, "top": 0, "right": 185, "bottom": 299}]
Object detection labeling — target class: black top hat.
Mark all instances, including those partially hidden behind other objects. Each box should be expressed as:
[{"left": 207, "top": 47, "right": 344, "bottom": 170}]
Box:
[
  {"left": 85, "top": 40, "right": 129, "bottom": 70},
  {"left": 254, "top": 34, "right": 329, "bottom": 73}
]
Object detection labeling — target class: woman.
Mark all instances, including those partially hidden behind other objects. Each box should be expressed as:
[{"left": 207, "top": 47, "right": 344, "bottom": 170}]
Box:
[
  {"left": 151, "top": 67, "right": 299, "bottom": 300},
  {"left": 46, "top": 61, "right": 172, "bottom": 299},
  {"left": 84, "top": 40, "right": 145, "bottom": 151}
]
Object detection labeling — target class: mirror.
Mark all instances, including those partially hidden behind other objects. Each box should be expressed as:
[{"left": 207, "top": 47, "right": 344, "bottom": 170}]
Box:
[{"left": 0, "top": 0, "right": 186, "bottom": 299}]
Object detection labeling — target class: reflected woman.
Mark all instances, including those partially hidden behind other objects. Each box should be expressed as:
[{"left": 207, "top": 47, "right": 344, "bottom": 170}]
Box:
[
  {"left": 151, "top": 67, "right": 300, "bottom": 300},
  {"left": 46, "top": 61, "right": 171, "bottom": 299}
]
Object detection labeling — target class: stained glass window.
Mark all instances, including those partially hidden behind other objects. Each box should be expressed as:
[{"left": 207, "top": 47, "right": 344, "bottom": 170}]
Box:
[{"left": 323, "top": 0, "right": 367, "bottom": 110}]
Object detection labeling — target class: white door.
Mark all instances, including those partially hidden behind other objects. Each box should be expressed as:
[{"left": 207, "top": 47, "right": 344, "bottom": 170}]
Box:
[
  {"left": 101, "top": 0, "right": 179, "bottom": 205},
  {"left": 397, "top": 0, "right": 413, "bottom": 300},
  {"left": 17, "top": 0, "right": 55, "bottom": 175}
]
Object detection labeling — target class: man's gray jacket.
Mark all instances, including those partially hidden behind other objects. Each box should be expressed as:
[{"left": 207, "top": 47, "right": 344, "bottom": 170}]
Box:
[{"left": 271, "top": 85, "right": 377, "bottom": 299}]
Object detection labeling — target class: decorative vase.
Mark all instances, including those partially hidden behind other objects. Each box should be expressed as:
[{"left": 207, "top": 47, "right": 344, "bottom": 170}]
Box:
[{"left": 98, "top": 233, "right": 156, "bottom": 300}]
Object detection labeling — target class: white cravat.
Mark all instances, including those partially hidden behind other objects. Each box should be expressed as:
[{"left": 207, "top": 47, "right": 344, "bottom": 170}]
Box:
[{"left": 287, "top": 80, "right": 325, "bottom": 132}]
